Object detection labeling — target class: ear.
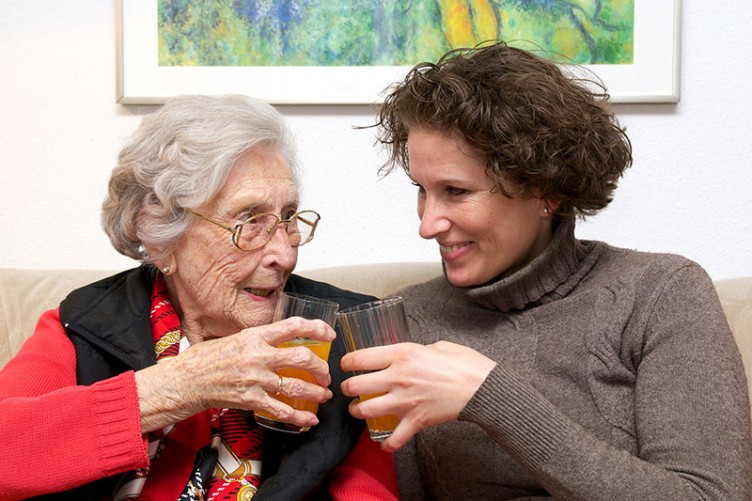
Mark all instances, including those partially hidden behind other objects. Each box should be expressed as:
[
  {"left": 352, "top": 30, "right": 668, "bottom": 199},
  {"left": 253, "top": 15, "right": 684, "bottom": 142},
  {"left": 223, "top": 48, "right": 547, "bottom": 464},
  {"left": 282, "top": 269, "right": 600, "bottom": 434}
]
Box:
[
  {"left": 160, "top": 255, "right": 177, "bottom": 275},
  {"left": 146, "top": 245, "right": 177, "bottom": 275},
  {"left": 540, "top": 200, "right": 561, "bottom": 218}
]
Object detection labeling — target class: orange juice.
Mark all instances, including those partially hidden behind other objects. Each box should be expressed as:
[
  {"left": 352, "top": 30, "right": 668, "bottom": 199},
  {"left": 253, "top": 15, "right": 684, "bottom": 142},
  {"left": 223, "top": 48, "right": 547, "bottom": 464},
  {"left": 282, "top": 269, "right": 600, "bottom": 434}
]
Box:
[
  {"left": 359, "top": 392, "right": 400, "bottom": 441},
  {"left": 254, "top": 338, "right": 331, "bottom": 432}
]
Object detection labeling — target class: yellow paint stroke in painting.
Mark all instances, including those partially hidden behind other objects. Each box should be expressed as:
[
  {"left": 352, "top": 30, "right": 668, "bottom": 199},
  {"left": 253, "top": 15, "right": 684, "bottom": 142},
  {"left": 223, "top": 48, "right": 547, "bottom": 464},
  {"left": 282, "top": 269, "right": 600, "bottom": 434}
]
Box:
[
  {"left": 469, "top": 0, "right": 498, "bottom": 42},
  {"left": 439, "top": 0, "right": 472, "bottom": 47},
  {"left": 439, "top": 0, "right": 498, "bottom": 48}
]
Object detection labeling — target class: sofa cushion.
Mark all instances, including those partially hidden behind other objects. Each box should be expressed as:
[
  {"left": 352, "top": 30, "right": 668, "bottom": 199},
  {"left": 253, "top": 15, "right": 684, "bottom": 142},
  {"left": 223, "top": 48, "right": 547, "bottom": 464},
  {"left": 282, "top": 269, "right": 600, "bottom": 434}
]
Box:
[
  {"left": 1, "top": 265, "right": 750, "bottom": 420},
  {"left": 715, "top": 277, "right": 752, "bottom": 396},
  {"left": 0, "top": 264, "right": 444, "bottom": 368},
  {"left": 299, "top": 262, "right": 443, "bottom": 299},
  {"left": 0, "top": 268, "right": 114, "bottom": 367}
]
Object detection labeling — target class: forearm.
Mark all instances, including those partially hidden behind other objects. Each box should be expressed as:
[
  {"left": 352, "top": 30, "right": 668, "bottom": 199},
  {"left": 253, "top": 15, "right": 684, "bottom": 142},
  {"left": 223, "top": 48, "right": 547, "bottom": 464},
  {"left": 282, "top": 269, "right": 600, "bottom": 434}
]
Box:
[
  {"left": 462, "top": 365, "right": 699, "bottom": 499},
  {"left": 0, "top": 311, "right": 149, "bottom": 498},
  {"left": 463, "top": 354, "right": 751, "bottom": 500},
  {"left": 0, "top": 373, "right": 148, "bottom": 499},
  {"left": 134, "top": 357, "right": 203, "bottom": 433}
]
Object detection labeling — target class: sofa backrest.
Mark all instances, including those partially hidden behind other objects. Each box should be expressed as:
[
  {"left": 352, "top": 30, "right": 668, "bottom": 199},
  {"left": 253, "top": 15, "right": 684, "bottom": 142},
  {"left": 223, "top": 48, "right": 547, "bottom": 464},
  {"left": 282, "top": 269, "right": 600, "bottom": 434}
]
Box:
[
  {"left": 0, "top": 263, "right": 444, "bottom": 368},
  {"left": 715, "top": 276, "right": 752, "bottom": 396},
  {"left": 1, "top": 265, "right": 751, "bottom": 419},
  {"left": 0, "top": 268, "right": 117, "bottom": 367},
  {"left": 300, "top": 261, "right": 443, "bottom": 299}
]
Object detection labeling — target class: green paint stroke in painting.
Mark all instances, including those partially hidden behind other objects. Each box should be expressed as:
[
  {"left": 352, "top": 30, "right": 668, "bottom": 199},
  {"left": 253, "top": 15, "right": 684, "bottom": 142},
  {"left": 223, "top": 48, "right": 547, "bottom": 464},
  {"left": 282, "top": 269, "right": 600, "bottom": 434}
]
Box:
[{"left": 158, "top": 0, "right": 634, "bottom": 67}]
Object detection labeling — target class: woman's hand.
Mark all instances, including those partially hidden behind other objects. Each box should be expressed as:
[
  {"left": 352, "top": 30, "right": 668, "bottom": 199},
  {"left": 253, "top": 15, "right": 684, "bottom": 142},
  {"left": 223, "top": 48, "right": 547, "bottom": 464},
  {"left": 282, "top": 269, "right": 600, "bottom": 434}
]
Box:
[
  {"left": 135, "top": 316, "right": 335, "bottom": 433},
  {"left": 340, "top": 341, "right": 496, "bottom": 452}
]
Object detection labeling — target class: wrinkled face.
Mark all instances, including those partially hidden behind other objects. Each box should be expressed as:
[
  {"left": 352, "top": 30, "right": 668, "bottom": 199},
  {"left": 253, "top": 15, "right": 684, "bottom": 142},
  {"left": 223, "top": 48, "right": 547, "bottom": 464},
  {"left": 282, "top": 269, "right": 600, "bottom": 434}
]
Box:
[
  {"left": 407, "top": 127, "right": 554, "bottom": 287},
  {"left": 166, "top": 146, "right": 299, "bottom": 341}
]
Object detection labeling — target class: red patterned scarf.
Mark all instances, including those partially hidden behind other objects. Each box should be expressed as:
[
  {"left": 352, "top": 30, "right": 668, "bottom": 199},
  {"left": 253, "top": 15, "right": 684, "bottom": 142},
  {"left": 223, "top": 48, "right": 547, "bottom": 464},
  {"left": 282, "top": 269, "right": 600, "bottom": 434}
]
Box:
[{"left": 114, "top": 274, "right": 264, "bottom": 500}]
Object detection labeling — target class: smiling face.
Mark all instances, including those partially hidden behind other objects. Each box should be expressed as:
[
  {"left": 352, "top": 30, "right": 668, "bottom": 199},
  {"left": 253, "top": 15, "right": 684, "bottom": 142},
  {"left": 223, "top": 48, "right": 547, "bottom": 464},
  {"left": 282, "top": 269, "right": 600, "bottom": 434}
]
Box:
[
  {"left": 407, "top": 127, "right": 555, "bottom": 287},
  {"left": 161, "top": 146, "right": 299, "bottom": 343}
]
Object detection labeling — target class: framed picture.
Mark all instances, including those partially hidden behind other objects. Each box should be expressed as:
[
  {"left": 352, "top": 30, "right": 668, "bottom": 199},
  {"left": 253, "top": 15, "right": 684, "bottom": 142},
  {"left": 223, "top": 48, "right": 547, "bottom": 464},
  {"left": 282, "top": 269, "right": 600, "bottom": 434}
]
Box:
[{"left": 117, "top": 0, "right": 681, "bottom": 105}]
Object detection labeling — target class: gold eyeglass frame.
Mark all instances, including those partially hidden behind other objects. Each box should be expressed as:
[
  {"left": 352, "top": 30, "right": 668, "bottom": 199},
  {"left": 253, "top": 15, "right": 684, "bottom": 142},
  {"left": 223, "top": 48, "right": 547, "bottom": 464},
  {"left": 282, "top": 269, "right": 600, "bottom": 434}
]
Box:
[{"left": 186, "top": 209, "right": 320, "bottom": 251}]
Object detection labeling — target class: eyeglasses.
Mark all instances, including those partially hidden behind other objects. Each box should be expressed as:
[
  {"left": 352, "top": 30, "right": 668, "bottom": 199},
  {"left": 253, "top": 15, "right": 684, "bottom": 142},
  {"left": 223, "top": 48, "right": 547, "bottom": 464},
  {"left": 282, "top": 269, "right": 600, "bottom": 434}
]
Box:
[{"left": 187, "top": 209, "right": 320, "bottom": 251}]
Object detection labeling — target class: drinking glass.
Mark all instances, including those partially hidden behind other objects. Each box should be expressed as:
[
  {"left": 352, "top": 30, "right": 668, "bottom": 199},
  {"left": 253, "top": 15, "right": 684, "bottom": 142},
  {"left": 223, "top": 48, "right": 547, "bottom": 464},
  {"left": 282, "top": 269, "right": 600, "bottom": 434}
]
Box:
[
  {"left": 336, "top": 296, "right": 411, "bottom": 441},
  {"left": 254, "top": 292, "right": 339, "bottom": 433}
]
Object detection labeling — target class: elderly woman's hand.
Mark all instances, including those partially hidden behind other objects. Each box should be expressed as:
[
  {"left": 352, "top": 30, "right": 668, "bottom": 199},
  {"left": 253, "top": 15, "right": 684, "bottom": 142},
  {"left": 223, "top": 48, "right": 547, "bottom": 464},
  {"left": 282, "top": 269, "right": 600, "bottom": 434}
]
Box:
[
  {"left": 340, "top": 340, "right": 497, "bottom": 452},
  {"left": 135, "top": 317, "right": 335, "bottom": 433}
]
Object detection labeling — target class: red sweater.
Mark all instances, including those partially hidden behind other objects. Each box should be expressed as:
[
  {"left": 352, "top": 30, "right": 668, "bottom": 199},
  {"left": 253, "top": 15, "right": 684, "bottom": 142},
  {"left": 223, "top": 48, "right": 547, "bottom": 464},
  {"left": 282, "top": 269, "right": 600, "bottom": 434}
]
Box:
[
  {"left": 0, "top": 308, "right": 399, "bottom": 499},
  {"left": 327, "top": 428, "right": 400, "bottom": 500},
  {"left": 0, "top": 308, "right": 148, "bottom": 499}
]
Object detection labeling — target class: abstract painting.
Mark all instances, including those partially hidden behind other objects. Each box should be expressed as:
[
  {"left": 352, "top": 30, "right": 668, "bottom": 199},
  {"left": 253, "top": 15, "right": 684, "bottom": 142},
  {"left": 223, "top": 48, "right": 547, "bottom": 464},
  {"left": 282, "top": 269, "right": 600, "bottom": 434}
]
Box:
[
  {"left": 117, "top": 0, "right": 680, "bottom": 104},
  {"left": 157, "top": 0, "right": 634, "bottom": 67}
]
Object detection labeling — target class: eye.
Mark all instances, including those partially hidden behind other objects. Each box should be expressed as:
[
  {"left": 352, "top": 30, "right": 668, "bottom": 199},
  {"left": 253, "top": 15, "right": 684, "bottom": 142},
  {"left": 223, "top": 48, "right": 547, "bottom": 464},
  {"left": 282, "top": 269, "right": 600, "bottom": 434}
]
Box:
[
  {"left": 282, "top": 208, "right": 297, "bottom": 220},
  {"left": 236, "top": 210, "right": 257, "bottom": 224},
  {"left": 411, "top": 181, "right": 425, "bottom": 193},
  {"left": 445, "top": 186, "right": 468, "bottom": 196}
]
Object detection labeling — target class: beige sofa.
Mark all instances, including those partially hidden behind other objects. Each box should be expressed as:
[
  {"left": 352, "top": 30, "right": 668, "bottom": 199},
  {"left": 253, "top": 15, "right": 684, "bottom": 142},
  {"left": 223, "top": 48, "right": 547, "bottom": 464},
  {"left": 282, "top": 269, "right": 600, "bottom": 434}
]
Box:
[
  {"left": 0, "top": 263, "right": 443, "bottom": 368},
  {"left": 2, "top": 264, "right": 752, "bottom": 420}
]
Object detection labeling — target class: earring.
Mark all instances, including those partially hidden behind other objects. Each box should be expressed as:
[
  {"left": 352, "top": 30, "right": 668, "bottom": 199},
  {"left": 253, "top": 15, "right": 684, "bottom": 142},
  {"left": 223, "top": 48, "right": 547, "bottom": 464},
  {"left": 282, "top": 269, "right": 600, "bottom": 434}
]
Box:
[
  {"left": 543, "top": 206, "right": 551, "bottom": 215},
  {"left": 162, "top": 266, "right": 170, "bottom": 274}
]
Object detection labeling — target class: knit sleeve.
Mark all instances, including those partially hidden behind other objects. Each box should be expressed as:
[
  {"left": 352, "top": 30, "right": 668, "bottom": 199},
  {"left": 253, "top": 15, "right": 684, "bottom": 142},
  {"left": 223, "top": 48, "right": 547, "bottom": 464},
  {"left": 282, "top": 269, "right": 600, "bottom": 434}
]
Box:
[
  {"left": 0, "top": 308, "right": 149, "bottom": 500},
  {"left": 460, "top": 263, "right": 752, "bottom": 500}
]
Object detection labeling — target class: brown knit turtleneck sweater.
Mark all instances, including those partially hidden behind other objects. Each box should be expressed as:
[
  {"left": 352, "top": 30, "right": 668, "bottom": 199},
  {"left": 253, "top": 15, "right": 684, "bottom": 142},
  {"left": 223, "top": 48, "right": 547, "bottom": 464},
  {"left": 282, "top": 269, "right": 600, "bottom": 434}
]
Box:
[{"left": 394, "top": 222, "right": 752, "bottom": 500}]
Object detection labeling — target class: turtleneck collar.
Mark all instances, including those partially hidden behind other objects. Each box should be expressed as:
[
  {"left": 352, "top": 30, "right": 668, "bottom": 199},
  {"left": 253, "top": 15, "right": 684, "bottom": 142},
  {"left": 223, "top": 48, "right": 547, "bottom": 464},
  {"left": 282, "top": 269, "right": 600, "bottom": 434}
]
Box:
[{"left": 460, "top": 220, "right": 601, "bottom": 312}]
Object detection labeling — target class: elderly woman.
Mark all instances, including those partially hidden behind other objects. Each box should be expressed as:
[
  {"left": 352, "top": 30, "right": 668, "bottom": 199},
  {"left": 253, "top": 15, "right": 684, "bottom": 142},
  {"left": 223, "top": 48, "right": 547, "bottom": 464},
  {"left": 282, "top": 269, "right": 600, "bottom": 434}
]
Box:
[
  {"left": 334, "top": 43, "right": 752, "bottom": 499},
  {"left": 0, "top": 94, "right": 373, "bottom": 499}
]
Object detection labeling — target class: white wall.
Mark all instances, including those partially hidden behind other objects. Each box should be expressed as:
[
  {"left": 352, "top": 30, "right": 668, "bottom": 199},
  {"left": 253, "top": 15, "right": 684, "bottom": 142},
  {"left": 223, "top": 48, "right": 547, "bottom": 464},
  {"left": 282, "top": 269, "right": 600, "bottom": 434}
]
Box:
[{"left": 1, "top": 1, "right": 750, "bottom": 280}]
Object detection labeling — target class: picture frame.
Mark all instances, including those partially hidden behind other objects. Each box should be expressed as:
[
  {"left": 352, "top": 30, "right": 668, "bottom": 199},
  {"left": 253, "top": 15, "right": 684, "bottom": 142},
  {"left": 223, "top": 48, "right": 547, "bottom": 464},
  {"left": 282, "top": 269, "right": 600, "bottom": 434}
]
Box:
[{"left": 116, "top": 0, "right": 681, "bottom": 105}]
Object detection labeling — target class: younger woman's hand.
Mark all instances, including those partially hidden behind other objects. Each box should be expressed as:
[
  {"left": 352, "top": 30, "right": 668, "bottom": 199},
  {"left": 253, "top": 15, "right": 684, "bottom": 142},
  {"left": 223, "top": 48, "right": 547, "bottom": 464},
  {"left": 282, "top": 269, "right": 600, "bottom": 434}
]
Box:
[{"left": 340, "top": 340, "right": 496, "bottom": 452}]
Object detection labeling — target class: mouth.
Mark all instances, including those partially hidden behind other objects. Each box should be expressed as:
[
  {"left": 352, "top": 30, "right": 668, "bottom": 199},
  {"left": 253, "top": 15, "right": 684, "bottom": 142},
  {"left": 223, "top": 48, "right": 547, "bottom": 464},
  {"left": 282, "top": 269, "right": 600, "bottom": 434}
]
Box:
[
  {"left": 244, "top": 287, "right": 278, "bottom": 298},
  {"left": 439, "top": 242, "right": 471, "bottom": 260},
  {"left": 439, "top": 243, "right": 467, "bottom": 254}
]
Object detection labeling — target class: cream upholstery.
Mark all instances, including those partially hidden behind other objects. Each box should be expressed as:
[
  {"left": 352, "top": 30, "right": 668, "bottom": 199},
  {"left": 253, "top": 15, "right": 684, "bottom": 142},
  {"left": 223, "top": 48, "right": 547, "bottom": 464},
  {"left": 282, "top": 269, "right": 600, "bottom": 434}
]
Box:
[
  {"left": 1, "top": 265, "right": 751, "bottom": 418},
  {"left": 715, "top": 276, "right": 752, "bottom": 401},
  {"left": 0, "top": 263, "right": 442, "bottom": 368}
]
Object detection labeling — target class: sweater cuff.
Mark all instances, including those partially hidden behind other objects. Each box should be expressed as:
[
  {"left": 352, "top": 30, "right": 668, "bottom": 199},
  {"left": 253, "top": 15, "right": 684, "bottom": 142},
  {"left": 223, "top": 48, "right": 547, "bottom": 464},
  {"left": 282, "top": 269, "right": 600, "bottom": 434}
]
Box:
[
  {"left": 459, "top": 363, "right": 571, "bottom": 470},
  {"left": 91, "top": 372, "right": 149, "bottom": 475}
]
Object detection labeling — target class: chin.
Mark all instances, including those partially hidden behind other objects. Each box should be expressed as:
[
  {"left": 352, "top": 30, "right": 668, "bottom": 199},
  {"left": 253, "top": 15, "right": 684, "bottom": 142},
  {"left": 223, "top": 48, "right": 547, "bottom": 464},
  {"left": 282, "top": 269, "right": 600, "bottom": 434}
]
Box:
[
  {"left": 253, "top": 311, "right": 275, "bottom": 327},
  {"left": 235, "top": 307, "right": 275, "bottom": 329},
  {"left": 445, "top": 271, "right": 476, "bottom": 288},
  {"left": 445, "top": 264, "right": 498, "bottom": 288}
]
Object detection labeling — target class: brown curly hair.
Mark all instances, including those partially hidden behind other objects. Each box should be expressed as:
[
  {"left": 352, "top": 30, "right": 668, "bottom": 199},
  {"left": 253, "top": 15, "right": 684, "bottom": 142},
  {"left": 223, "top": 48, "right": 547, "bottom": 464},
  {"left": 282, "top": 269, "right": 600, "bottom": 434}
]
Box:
[{"left": 375, "top": 42, "right": 633, "bottom": 221}]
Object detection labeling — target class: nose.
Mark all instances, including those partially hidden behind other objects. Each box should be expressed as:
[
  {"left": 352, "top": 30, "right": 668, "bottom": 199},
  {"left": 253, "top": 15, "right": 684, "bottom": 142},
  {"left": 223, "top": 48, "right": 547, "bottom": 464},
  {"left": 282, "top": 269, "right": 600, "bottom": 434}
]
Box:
[
  {"left": 418, "top": 197, "right": 450, "bottom": 240},
  {"left": 262, "top": 223, "right": 297, "bottom": 270}
]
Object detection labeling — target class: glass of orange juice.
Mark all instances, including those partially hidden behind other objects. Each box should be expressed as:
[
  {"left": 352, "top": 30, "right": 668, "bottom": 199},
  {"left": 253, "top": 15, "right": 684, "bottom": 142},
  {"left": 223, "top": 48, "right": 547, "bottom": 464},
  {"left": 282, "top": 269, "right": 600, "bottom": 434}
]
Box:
[
  {"left": 254, "top": 292, "right": 339, "bottom": 433},
  {"left": 336, "top": 296, "right": 411, "bottom": 441}
]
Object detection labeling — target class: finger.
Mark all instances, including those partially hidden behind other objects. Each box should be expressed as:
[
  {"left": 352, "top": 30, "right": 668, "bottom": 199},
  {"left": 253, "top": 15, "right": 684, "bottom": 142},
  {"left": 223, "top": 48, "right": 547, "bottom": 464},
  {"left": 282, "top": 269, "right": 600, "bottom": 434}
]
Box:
[
  {"left": 259, "top": 317, "right": 336, "bottom": 346},
  {"left": 340, "top": 371, "right": 390, "bottom": 398},
  {"left": 340, "top": 344, "right": 406, "bottom": 372},
  {"left": 348, "top": 397, "right": 362, "bottom": 418},
  {"left": 271, "top": 374, "right": 284, "bottom": 396},
  {"left": 272, "top": 344, "right": 332, "bottom": 387},
  {"left": 347, "top": 395, "right": 373, "bottom": 420},
  {"left": 380, "top": 419, "right": 418, "bottom": 452},
  {"left": 275, "top": 374, "right": 334, "bottom": 403},
  {"left": 347, "top": 388, "right": 399, "bottom": 421},
  {"left": 256, "top": 397, "right": 322, "bottom": 429}
]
